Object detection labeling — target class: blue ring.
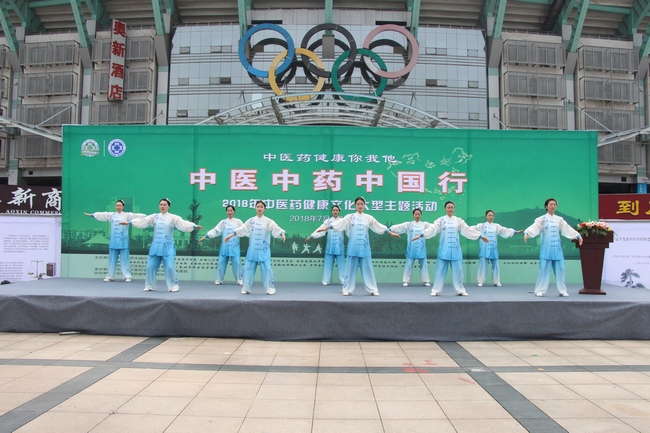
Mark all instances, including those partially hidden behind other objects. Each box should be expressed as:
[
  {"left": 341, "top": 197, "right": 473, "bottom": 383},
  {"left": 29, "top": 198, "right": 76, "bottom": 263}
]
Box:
[{"left": 238, "top": 24, "right": 295, "bottom": 78}]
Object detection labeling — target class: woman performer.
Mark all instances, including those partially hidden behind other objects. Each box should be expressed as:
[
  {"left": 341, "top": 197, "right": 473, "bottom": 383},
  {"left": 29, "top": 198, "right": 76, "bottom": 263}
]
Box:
[
  {"left": 126, "top": 198, "right": 201, "bottom": 293},
  {"left": 84, "top": 199, "right": 145, "bottom": 283},
  {"left": 318, "top": 196, "right": 400, "bottom": 296},
  {"left": 524, "top": 198, "right": 582, "bottom": 297},
  {"left": 224, "top": 200, "right": 285, "bottom": 295},
  {"left": 388, "top": 208, "right": 431, "bottom": 287},
  {"left": 419, "top": 201, "right": 487, "bottom": 296},
  {"left": 198, "top": 205, "right": 243, "bottom": 285},
  {"left": 305, "top": 204, "right": 345, "bottom": 286},
  {"left": 473, "top": 210, "right": 522, "bottom": 287}
]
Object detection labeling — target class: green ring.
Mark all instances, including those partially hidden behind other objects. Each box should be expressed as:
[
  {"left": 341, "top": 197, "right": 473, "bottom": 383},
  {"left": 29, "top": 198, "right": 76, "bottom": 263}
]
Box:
[{"left": 331, "top": 48, "right": 387, "bottom": 103}]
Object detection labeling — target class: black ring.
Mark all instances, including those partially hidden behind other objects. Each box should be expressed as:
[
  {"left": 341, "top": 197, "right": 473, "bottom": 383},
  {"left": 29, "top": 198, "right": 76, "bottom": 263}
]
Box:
[{"left": 300, "top": 23, "right": 357, "bottom": 79}]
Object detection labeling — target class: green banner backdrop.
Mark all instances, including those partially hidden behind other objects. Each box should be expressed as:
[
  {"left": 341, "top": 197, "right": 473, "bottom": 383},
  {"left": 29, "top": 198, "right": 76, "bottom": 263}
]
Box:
[{"left": 62, "top": 125, "right": 598, "bottom": 284}]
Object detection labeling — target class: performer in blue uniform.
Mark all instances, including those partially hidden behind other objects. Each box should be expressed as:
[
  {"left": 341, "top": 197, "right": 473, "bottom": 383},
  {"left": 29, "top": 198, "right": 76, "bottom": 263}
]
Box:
[
  {"left": 306, "top": 205, "right": 345, "bottom": 286},
  {"left": 199, "top": 205, "right": 243, "bottom": 285},
  {"left": 224, "top": 201, "right": 285, "bottom": 295},
  {"left": 473, "top": 210, "right": 522, "bottom": 287},
  {"left": 420, "top": 201, "right": 487, "bottom": 296},
  {"left": 84, "top": 199, "right": 145, "bottom": 283},
  {"left": 127, "top": 198, "right": 201, "bottom": 293},
  {"left": 524, "top": 198, "right": 582, "bottom": 297},
  {"left": 319, "top": 197, "right": 400, "bottom": 296},
  {"left": 389, "top": 208, "right": 432, "bottom": 287}
]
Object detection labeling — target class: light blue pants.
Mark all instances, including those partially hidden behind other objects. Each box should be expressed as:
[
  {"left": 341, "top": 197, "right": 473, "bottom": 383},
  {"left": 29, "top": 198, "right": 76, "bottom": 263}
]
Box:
[
  {"left": 107, "top": 248, "right": 131, "bottom": 279},
  {"left": 403, "top": 257, "right": 429, "bottom": 284},
  {"left": 343, "top": 256, "right": 378, "bottom": 294},
  {"left": 243, "top": 259, "right": 274, "bottom": 293},
  {"left": 432, "top": 259, "right": 466, "bottom": 294},
  {"left": 534, "top": 259, "right": 568, "bottom": 295},
  {"left": 217, "top": 255, "right": 243, "bottom": 283},
  {"left": 145, "top": 254, "right": 178, "bottom": 290},
  {"left": 323, "top": 253, "right": 345, "bottom": 285},
  {"left": 477, "top": 257, "right": 500, "bottom": 285}
]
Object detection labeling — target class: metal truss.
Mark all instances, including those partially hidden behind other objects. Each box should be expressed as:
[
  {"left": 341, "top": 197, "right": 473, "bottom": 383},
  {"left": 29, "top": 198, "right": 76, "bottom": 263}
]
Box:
[
  {"left": 195, "top": 92, "right": 457, "bottom": 129},
  {"left": 0, "top": 115, "right": 62, "bottom": 142},
  {"left": 597, "top": 126, "right": 650, "bottom": 147}
]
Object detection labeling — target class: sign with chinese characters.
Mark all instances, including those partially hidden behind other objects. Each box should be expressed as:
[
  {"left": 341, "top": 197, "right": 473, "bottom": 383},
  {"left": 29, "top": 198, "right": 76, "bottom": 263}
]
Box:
[
  {"left": 599, "top": 193, "right": 650, "bottom": 220},
  {"left": 61, "top": 125, "right": 597, "bottom": 281},
  {"left": 0, "top": 185, "right": 62, "bottom": 215},
  {"left": 108, "top": 19, "right": 126, "bottom": 101},
  {"left": 603, "top": 220, "right": 649, "bottom": 288},
  {"left": 0, "top": 216, "right": 61, "bottom": 282}
]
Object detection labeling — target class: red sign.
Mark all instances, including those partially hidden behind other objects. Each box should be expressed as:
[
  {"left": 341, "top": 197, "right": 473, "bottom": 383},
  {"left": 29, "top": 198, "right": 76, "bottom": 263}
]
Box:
[
  {"left": 599, "top": 193, "right": 650, "bottom": 220},
  {"left": 108, "top": 19, "right": 126, "bottom": 101}
]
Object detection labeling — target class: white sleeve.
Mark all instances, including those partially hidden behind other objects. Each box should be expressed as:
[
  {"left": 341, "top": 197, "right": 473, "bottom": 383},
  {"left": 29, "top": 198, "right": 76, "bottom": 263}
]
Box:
[
  {"left": 495, "top": 224, "right": 516, "bottom": 238},
  {"left": 388, "top": 221, "right": 410, "bottom": 235},
  {"left": 524, "top": 216, "right": 544, "bottom": 238},
  {"left": 368, "top": 215, "right": 388, "bottom": 235},
  {"left": 234, "top": 219, "right": 252, "bottom": 237},
  {"left": 92, "top": 212, "right": 113, "bottom": 222},
  {"left": 206, "top": 223, "right": 221, "bottom": 238},
  {"left": 559, "top": 218, "right": 581, "bottom": 239},
  {"left": 268, "top": 219, "right": 285, "bottom": 238},
  {"left": 459, "top": 218, "right": 481, "bottom": 240},
  {"left": 422, "top": 218, "right": 442, "bottom": 239},
  {"left": 171, "top": 215, "right": 197, "bottom": 232},
  {"left": 310, "top": 221, "right": 329, "bottom": 239},
  {"left": 125, "top": 212, "right": 146, "bottom": 221},
  {"left": 130, "top": 214, "right": 155, "bottom": 229}
]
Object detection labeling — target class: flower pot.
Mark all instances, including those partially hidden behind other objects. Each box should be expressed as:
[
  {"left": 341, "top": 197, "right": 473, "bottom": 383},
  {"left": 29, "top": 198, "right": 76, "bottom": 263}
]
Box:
[{"left": 573, "top": 231, "right": 614, "bottom": 295}]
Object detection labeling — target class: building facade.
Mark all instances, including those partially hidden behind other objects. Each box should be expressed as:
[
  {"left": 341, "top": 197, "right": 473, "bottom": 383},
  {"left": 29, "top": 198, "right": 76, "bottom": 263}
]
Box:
[{"left": 0, "top": 2, "right": 647, "bottom": 192}]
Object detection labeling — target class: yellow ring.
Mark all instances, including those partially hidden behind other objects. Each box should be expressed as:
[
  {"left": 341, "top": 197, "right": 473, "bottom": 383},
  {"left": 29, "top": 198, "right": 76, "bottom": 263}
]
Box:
[{"left": 269, "top": 48, "right": 325, "bottom": 102}]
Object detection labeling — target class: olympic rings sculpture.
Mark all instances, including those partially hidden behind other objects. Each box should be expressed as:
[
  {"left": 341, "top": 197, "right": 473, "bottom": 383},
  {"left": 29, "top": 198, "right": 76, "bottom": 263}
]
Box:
[{"left": 238, "top": 23, "right": 419, "bottom": 101}]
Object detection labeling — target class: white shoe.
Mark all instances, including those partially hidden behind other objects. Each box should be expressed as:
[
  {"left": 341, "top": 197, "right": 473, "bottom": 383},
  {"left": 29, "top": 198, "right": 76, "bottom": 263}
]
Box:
[
  {"left": 424, "top": 282, "right": 431, "bottom": 287},
  {"left": 342, "top": 291, "right": 350, "bottom": 296},
  {"left": 495, "top": 283, "right": 502, "bottom": 287},
  {"left": 237, "top": 280, "right": 243, "bottom": 285},
  {"left": 169, "top": 285, "right": 179, "bottom": 292},
  {"left": 143, "top": 287, "right": 154, "bottom": 292},
  {"left": 241, "top": 289, "right": 250, "bottom": 294},
  {"left": 559, "top": 292, "right": 569, "bottom": 297},
  {"left": 214, "top": 281, "right": 222, "bottom": 285},
  {"left": 371, "top": 291, "right": 380, "bottom": 296},
  {"left": 477, "top": 283, "right": 483, "bottom": 287},
  {"left": 267, "top": 288, "right": 276, "bottom": 295},
  {"left": 103, "top": 277, "right": 113, "bottom": 282},
  {"left": 458, "top": 292, "right": 469, "bottom": 296},
  {"left": 124, "top": 277, "right": 131, "bottom": 283},
  {"left": 322, "top": 282, "right": 328, "bottom": 286},
  {"left": 402, "top": 282, "right": 408, "bottom": 287},
  {"left": 535, "top": 292, "right": 544, "bottom": 297},
  {"left": 431, "top": 292, "right": 437, "bottom": 297}
]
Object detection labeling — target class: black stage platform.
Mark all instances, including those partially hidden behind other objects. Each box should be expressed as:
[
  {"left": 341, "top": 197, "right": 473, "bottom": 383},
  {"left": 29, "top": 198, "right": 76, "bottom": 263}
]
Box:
[{"left": 1, "top": 278, "right": 648, "bottom": 341}]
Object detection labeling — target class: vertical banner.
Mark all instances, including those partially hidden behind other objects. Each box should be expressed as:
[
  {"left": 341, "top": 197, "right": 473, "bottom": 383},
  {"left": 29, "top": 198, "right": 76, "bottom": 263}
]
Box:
[
  {"left": 108, "top": 19, "right": 126, "bottom": 101},
  {"left": 603, "top": 221, "right": 649, "bottom": 289},
  {"left": 62, "top": 126, "right": 598, "bottom": 282}
]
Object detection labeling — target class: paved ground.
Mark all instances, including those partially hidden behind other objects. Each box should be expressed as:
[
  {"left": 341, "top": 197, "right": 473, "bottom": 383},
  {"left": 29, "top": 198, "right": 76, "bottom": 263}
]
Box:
[{"left": 1, "top": 333, "right": 650, "bottom": 433}]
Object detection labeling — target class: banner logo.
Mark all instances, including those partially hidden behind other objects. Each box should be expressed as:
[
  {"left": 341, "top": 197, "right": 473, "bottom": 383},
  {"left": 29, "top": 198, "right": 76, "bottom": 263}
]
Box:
[
  {"left": 108, "top": 139, "right": 126, "bottom": 157},
  {"left": 81, "top": 139, "right": 99, "bottom": 157}
]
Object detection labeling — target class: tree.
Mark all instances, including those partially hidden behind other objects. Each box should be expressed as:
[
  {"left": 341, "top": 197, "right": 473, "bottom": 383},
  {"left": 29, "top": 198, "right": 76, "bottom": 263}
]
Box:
[
  {"left": 186, "top": 199, "right": 202, "bottom": 251},
  {"left": 620, "top": 268, "right": 645, "bottom": 288}
]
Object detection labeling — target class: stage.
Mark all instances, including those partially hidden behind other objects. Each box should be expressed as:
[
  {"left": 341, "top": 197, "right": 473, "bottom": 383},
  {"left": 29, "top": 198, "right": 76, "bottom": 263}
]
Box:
[{"left": 0, "top": 278, "right": 648, "bottom": 341}]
